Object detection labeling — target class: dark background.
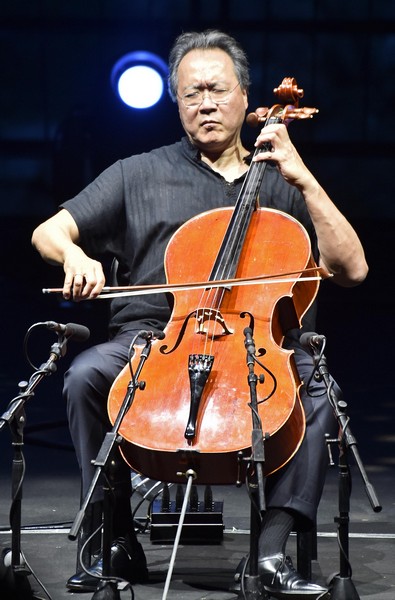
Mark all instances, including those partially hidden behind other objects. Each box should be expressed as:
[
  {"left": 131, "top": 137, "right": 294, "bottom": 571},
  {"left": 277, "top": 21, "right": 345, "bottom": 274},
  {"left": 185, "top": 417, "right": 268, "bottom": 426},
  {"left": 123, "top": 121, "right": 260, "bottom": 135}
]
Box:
[{"left": 1, "top": 2, "right": 394, "bottom": 481}]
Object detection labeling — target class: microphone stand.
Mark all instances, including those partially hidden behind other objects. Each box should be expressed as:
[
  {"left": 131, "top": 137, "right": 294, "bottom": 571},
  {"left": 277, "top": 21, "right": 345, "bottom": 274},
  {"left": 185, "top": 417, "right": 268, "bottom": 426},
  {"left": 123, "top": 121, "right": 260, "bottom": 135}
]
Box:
[
  {"left": 68, "top": 335, "right": 154, "bottom": 600},
  {"left": 310, "top": 341, "right": 382, "bottom": 600},
  {"left": 237, "top": 327, "right": 267, "bottom": 600},
  {"left": 0, "top": 333, "right": 72, "bottom": 599}
]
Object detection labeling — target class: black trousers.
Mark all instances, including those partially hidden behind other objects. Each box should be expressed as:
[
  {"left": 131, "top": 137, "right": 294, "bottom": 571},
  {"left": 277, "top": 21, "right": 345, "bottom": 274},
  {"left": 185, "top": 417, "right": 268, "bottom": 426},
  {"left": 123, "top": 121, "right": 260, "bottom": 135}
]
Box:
[{"left": 64, "top": 329, "right": 338, "bottom": 525}]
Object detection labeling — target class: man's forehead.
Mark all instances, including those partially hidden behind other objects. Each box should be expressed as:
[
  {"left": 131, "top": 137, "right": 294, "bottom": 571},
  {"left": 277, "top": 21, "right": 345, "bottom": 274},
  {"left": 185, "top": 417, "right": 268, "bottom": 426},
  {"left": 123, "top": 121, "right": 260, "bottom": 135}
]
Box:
[{"left": 178, "top": 48, "right": 236, "bottom": 85}]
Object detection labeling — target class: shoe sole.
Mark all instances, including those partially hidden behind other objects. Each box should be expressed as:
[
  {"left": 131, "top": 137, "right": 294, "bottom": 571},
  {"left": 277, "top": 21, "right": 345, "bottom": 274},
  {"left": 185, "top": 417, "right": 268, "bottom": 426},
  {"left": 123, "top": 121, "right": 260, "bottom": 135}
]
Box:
[
  {"left": 66, "top": 582, "right": 98, "bottom": 592},
  {"left": 66, "top": 572, "right": 149, "bottom": 592},
  {"left": 263, "top": 587, "right": 329, "bottom": 599}
]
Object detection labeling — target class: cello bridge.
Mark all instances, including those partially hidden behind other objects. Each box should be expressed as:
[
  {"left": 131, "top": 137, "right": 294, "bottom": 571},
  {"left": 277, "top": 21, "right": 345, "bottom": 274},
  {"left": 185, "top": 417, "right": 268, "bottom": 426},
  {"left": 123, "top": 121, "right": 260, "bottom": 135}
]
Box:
[{"left": 195, "top": 308, "right": 233, "bottom": 337}]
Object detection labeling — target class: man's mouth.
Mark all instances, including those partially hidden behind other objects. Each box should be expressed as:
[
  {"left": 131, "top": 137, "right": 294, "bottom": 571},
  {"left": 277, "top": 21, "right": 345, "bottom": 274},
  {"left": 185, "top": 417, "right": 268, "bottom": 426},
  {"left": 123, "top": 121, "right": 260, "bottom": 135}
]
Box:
[{"left": 201, "top": 120, "right": 218, "bottom": 129}]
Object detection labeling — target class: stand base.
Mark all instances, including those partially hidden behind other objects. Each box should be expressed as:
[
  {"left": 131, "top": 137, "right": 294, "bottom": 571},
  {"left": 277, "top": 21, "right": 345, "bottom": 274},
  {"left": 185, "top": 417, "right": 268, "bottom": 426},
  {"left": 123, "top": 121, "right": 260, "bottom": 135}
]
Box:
[
  {"left": 0, "top": 566, "right": 35, "bottom": 600},
  {"left": 236, "top": 573, "right": 267, "bottom": 599},
  {"left": 230, "top": 557, "right": 269, "bottom": 600},
  {"left": 1, "top": 548, "right": 46, "bottom": 600},
  {"left": 330, "top": 574, "right": 360, "bottom": 600},
  {"left": 91, "top": 579, "right": 122, "bottom": 600}
]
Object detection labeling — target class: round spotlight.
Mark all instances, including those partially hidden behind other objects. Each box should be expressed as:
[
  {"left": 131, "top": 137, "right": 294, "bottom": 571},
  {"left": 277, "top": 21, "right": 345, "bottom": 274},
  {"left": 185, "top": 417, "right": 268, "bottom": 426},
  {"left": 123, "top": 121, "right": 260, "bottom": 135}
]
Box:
[{"left": 111, "top": 51, "right": 168, "bottom": 109}]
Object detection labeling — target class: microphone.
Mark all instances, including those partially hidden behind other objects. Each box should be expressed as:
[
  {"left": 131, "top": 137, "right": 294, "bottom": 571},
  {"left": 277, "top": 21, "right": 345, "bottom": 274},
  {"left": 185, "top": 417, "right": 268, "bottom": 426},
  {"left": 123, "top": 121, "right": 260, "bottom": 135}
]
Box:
[
  {"left": 300, "top": 331, "right": 326, "bottom": 350},
  {"left": 137, "top": 330, "right": 165, "bottom": 341},
  {"left": 43, "top": 321, "right": 90, "bottom": 342},
  {"left": 243, "top": 327, "right": 255, "bottom": 355}
]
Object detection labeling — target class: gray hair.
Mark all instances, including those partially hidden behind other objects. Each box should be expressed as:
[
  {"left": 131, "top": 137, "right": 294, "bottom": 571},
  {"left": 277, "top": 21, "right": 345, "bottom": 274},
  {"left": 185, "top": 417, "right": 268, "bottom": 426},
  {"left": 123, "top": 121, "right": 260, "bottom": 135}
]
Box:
[{"left": 168, "top": 29, "right": 250, "bottom": 102}]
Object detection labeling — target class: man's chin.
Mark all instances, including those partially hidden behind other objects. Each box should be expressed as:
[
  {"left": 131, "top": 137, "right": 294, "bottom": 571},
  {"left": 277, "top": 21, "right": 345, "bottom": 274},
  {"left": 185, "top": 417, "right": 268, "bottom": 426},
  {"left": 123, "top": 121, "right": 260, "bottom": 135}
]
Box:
[{"left": 194, "top": 132, "right": 226, "bottom": 150}]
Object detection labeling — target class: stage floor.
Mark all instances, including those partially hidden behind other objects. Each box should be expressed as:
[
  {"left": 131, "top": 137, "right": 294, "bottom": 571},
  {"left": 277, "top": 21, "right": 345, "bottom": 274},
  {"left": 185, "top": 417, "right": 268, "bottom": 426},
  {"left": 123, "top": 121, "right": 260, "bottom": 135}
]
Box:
[
  {"left": 1, "top": 216, "right": 394, "bottom": 598},
  {"left": 0, "top": 441, "right": 394, "bottom": 600}
]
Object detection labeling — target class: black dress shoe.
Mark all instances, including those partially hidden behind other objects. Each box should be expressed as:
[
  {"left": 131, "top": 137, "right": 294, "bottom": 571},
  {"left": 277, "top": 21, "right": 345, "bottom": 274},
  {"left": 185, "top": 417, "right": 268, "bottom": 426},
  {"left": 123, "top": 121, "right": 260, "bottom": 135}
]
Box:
[
  {"left": 66, "top": 538, "right": 148, "bottom": 592},
  {"left": 258, "top": 553, "right": 328, "bottom": 599}
]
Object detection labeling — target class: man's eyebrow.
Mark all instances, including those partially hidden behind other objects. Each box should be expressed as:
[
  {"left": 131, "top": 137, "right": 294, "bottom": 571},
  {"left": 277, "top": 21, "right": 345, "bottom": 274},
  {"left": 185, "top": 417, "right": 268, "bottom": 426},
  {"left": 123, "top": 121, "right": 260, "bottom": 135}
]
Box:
[{"left": 183, "top": 80, "right": 229, "bottom": 91}]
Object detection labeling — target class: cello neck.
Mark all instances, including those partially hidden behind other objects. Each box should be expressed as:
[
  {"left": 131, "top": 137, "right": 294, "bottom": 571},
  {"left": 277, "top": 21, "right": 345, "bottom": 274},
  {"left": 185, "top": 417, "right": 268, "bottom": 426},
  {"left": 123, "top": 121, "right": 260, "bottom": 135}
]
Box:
[{"left": 208, "top": 117, "right": 281, "bottom": 284}]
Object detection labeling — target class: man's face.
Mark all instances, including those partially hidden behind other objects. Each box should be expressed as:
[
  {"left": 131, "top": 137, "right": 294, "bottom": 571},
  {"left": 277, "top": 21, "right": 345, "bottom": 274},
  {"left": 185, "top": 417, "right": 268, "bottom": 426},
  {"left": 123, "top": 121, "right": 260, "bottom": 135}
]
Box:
[{"left": 176, "top": 48, "right": 248, "bottom": 152}]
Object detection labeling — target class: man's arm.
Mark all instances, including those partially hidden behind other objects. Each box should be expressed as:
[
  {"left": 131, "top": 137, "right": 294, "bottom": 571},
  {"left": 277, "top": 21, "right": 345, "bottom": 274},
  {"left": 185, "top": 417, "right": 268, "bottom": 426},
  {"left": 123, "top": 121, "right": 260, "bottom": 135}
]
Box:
[
  {"left": 31, "top": 209, "right": 105, "bottom": 300},
  {"left": 253, "top": 123, "right": 369, "bottom": 287}
]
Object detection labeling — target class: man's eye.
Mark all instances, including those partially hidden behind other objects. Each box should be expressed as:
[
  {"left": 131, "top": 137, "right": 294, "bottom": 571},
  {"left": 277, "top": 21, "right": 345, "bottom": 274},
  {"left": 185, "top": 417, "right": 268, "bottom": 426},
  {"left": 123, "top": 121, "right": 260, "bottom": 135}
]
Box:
[{"left": 184, "top": 91, "right": 199, "bottom": 99}]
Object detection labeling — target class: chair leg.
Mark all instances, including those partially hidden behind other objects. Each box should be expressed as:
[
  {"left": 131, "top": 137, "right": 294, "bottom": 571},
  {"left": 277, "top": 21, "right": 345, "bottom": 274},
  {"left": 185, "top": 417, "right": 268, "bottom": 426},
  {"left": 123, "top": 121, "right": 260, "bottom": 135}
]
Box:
[{"left": 296, "top": 521, "right": 317, "bottom": 580}]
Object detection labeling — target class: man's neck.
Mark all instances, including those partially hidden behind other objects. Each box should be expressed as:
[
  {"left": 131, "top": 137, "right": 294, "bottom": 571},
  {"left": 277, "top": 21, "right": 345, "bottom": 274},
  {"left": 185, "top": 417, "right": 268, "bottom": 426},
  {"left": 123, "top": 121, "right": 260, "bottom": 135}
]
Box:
[{"left": 200, "top": 144, "right": 249, "bottom": 182}]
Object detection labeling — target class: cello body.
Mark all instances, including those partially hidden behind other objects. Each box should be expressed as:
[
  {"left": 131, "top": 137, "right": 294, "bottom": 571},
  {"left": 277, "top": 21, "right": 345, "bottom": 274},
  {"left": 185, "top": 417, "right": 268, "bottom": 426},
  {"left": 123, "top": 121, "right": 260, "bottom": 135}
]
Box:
[{"left": 107, "top": 206, "right": 319, "bottom": 485}]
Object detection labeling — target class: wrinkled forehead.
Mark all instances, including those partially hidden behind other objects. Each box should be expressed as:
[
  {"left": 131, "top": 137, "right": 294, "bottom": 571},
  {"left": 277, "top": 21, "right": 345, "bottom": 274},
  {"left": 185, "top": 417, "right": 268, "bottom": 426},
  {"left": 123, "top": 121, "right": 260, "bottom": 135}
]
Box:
[{"left": 177, "top": 48, "right": 238, "bottom": 91}]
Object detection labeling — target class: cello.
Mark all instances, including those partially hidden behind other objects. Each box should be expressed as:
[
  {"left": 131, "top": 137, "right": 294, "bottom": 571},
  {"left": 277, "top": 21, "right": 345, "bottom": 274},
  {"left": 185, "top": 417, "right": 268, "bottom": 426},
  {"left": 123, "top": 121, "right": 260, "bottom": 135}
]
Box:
[{"left": 107, "top": 78, "right": 320, "bottom": 486}]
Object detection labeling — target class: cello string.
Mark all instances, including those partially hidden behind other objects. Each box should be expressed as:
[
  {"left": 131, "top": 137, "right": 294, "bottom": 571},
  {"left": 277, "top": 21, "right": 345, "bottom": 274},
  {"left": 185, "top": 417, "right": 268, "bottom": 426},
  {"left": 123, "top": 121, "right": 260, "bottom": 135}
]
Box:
[
  {"left": 193, "top": 113, "right": 278, "bottom": 358},
  {"left": 203, "top": 143, "right": 268, "bottom": 356},
  {"left": 196, "top": 149, "right": 267, "bottom": 357},
  {"left": 199, "top": 287, "right": 222, "bottom": 357},
  {"left": 206, "top": 287, "right": 224, "bottom": 357},
  {"left": 189, "top": 284, "right": 220, "bottom": 358},
  {"left": 208, "top": 113, "right": 276, "bottom": 286}
]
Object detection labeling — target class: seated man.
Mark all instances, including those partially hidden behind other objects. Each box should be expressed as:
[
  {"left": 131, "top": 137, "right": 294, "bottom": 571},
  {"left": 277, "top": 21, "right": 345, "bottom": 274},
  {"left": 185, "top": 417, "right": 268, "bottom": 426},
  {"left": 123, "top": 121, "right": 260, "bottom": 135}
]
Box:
[{"left": 32, "top": 28, "right": 368, "bottom": 598}]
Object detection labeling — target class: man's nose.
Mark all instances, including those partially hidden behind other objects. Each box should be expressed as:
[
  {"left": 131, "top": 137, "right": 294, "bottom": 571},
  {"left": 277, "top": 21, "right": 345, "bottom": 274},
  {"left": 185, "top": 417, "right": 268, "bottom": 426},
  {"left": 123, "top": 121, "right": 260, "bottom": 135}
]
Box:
[{"left": 199, "top": 92, "right": 216, "bottom": 108}]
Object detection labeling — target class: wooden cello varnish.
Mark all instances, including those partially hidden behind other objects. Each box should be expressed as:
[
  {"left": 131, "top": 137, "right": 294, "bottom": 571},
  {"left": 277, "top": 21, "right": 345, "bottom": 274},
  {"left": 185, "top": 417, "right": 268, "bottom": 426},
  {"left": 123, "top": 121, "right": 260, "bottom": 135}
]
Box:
[{"left": 107, "top": 78, "right": 319, "bottom": 485}]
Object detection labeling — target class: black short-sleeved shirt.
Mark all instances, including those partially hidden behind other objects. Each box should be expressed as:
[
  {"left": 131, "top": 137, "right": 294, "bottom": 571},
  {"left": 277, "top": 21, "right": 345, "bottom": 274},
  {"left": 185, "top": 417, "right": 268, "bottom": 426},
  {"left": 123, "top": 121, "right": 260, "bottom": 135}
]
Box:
[{"left": 61, "top": 136, "right": 318, "bottom": 338}]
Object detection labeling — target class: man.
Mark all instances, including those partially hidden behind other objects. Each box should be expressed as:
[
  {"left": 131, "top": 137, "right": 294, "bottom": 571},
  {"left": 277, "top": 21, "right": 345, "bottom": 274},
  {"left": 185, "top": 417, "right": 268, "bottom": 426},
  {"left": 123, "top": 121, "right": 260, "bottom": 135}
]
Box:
[{"left": 32, "top": 29, "right": 368, "bottom": 598}]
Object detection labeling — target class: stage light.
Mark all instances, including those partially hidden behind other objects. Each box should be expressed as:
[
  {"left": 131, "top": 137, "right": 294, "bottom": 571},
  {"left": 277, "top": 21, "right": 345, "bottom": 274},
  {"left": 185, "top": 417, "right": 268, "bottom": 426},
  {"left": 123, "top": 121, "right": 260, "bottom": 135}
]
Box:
[{"left": 111, "top": 51, "right": 168, "bottom": 109}]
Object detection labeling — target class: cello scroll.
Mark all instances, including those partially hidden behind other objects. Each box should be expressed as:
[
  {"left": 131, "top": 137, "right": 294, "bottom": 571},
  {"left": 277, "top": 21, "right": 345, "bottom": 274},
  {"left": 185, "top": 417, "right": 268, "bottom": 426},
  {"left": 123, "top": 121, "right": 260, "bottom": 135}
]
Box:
[{"left": 246, "top": 76, "right": 318, "bottom": 127}]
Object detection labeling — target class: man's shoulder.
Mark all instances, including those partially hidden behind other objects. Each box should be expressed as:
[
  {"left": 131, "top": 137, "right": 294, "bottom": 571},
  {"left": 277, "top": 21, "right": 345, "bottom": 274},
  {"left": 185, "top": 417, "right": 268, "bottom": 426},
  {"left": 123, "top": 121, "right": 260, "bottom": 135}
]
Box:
[{"left": 121, "top": 139, "right": 185, "bottom": 166}]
